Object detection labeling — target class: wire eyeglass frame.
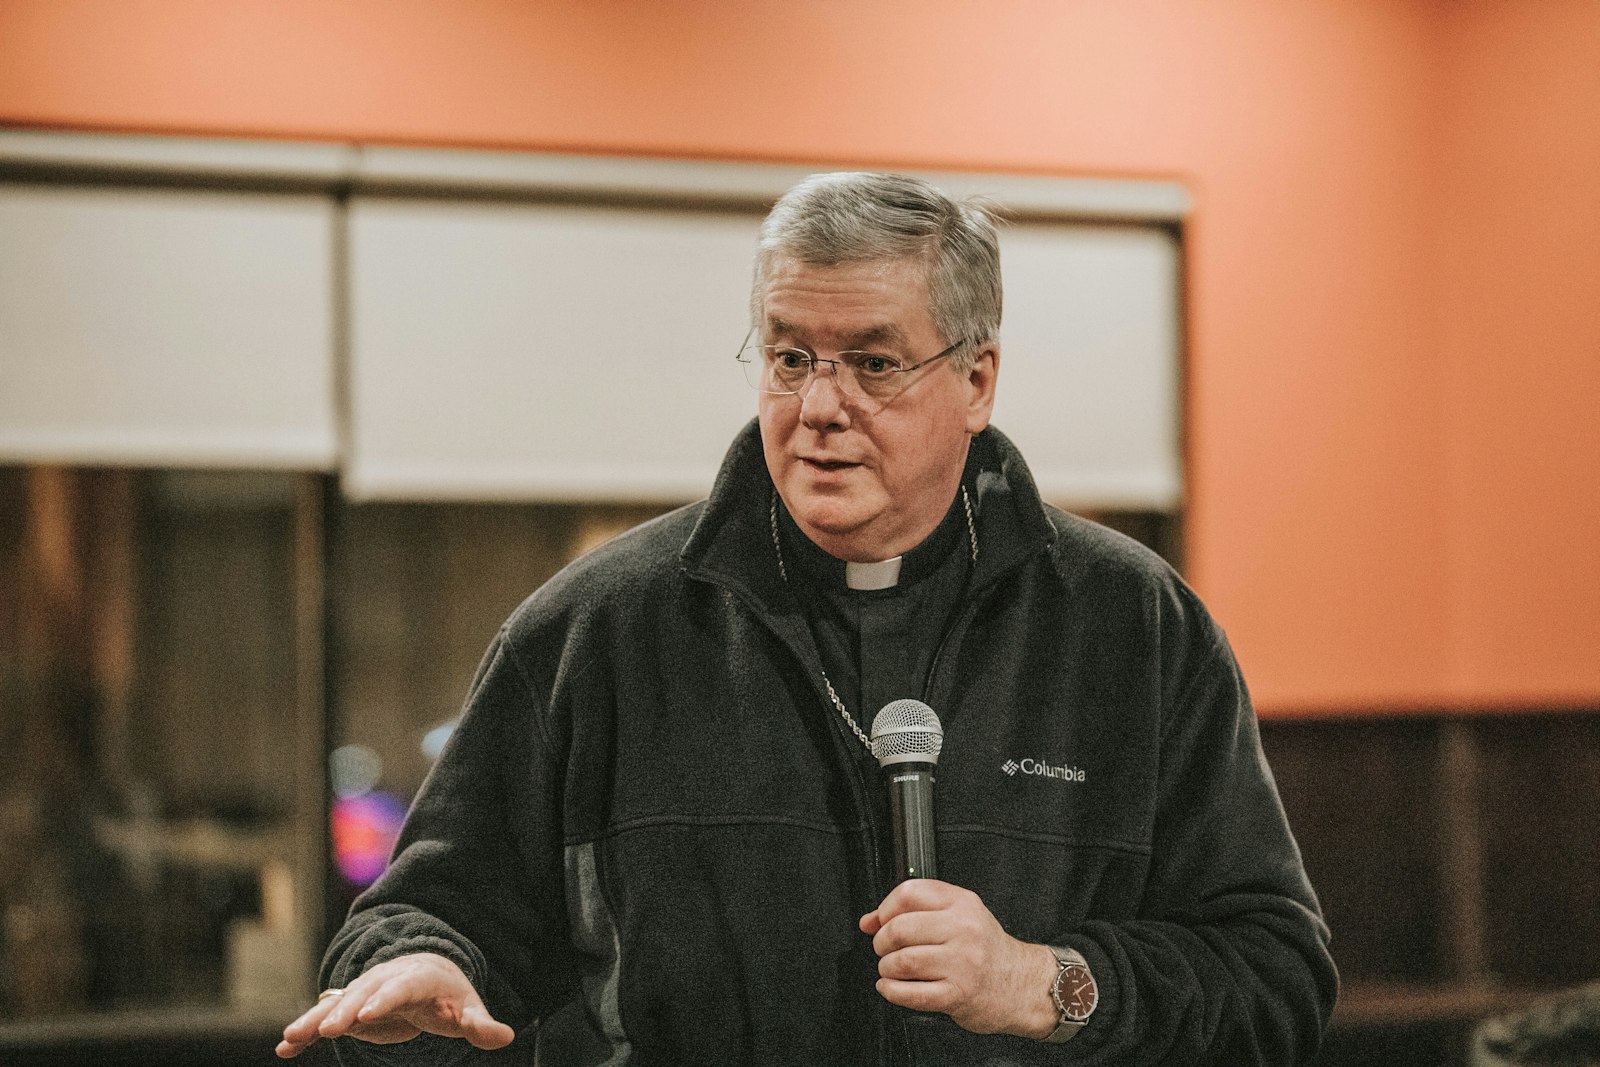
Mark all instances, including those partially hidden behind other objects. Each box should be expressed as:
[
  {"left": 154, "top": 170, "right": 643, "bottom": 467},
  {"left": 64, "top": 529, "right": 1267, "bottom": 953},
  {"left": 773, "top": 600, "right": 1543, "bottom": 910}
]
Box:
[{"left": 735, "top": 326, "right": 970, "bottom": 403}]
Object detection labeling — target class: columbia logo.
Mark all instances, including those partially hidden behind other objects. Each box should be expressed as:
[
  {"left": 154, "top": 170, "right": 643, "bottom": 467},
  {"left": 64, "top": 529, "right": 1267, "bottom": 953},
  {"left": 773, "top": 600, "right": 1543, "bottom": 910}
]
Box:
[{"left": 1001, "top": 757, "right": 1087, "bottom": 783}]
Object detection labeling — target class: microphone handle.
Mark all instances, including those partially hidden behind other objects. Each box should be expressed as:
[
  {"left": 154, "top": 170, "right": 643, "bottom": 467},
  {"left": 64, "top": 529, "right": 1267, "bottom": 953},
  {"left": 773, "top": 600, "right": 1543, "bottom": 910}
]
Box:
[{"left": 886, "top": 761, "right": 938, "bottom": 882}]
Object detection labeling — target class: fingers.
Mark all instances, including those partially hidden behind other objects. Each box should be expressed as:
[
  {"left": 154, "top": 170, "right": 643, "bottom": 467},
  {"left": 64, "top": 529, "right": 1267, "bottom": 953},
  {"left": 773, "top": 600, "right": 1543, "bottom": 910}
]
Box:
[
  {"left": 868, "top": 881, "right": 984, "bottom": 961},
  {"left": 458, "top": 1002, "right": 517, "bottom": 1050},
  {"left": 860, "top": 877, "right": 959, "bottom": 936},
  {"left": 276, "top": 995, "right": 345, "bottom": 1058},
  {"left": 860, "top": 881, "right": 971, "bottom": 1014},
  {"left": 876, "top": 935, "right": 942, "bottom": 975},
  {"left": 276, "top": 952, "right": 513, "bottom": 1057},
  {"left": 276, "top": 1036, "right": 311, "bottom": 1059},
  {"left": 320, "top": 975, "right": 406, "bottom": 1042},
  {"left": 878, "top": 878, "right": 960, "bottom": 919},
  {"left": 860, "top": 881, "right": 1054, "bottom": 1035},
  {"left": 872, "top": 908, "right": 952, "bottom": 962},
  {"left": 349, "top": 955, "right": 513, "bottom": 1045},
  {"left": 877, "top": 975, "right": 958, "bottom": 1013},
  {"left": 337, "top": 970, "right": 426, "bottom": 1032}
]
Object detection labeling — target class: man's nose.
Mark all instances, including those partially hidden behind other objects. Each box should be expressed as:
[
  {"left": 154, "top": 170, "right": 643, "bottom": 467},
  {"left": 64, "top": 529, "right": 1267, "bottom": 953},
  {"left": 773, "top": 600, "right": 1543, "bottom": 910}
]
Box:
[{"left": 798, "top": 362, "right": 851, "bottom": 429}]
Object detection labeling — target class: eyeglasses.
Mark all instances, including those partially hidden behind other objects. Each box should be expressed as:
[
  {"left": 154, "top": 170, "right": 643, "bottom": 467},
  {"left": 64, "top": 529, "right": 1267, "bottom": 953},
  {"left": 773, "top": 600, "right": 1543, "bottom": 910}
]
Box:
[{"left": 736, "top": 328, "right": 969, "bottom": 404}]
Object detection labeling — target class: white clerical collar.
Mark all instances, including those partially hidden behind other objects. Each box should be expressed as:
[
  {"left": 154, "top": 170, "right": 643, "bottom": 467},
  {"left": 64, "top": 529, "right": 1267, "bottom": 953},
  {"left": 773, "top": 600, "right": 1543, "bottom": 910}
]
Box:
[{"left": 845, "top": 556, "right": 903, "bottom": 591}]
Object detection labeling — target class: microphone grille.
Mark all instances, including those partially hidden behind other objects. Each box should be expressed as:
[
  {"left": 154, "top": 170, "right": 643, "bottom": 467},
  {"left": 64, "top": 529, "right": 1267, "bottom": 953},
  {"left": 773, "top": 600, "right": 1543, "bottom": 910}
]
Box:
[{"left": 870, "top": 699, "right": 944, "bottom": 767}]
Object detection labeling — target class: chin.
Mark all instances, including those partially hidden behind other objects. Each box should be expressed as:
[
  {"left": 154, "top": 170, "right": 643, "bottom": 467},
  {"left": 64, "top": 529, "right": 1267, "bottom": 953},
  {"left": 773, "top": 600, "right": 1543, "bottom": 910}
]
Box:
[
  {"left": 793, "top": 504, "right": 864, "bottom": 538},
  {"left": 788, "top": 497, "right": 869, "bottom": 541}
]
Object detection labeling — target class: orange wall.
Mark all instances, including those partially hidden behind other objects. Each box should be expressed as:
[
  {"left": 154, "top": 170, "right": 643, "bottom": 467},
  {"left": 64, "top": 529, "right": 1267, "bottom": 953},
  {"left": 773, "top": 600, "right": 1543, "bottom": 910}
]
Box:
[
  {"left": 2, "top": 0, "right": 1595, "bottom": 715},
  {"left": 1434, "top": 3, "right": 1600, "bottom": 709}
]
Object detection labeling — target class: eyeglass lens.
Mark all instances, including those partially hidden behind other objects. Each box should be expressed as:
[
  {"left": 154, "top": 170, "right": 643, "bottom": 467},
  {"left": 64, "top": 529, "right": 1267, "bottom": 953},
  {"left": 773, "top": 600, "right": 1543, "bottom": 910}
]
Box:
[{"left": 741, "top": 347, "right": 907, "bottom": 400}]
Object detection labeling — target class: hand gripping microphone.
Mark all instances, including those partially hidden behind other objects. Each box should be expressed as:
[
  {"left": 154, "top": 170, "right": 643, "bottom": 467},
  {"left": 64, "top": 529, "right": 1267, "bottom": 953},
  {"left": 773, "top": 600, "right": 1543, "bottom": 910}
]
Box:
[{"left": 870, "top": 699, "right": 944, "bottom": 882}]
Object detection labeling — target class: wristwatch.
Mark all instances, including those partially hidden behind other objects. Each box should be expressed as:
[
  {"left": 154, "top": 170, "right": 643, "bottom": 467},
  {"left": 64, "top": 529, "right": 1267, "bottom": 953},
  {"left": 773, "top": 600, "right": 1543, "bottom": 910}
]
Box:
[{"left": 1043, "top": 945, "right": 1098, "bottom": 1043}]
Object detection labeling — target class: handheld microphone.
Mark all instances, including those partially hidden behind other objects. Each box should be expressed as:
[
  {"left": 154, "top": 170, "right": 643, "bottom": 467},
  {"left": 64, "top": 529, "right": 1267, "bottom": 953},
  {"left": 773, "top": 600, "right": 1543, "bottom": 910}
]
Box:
[{"left": 870, "top": 699, "right": 944, "bottom": 882}]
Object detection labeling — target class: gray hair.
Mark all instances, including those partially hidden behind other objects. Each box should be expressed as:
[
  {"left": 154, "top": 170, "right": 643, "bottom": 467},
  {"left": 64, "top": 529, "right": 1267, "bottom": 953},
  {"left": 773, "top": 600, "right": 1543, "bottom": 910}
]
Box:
[{"left": 751, "top": 172, "right": 1001, "bottom": 372}]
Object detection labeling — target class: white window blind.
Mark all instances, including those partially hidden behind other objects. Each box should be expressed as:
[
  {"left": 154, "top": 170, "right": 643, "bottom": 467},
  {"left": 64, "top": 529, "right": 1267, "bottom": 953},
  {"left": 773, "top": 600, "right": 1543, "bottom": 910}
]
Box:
[
  {"left": 0, "top": 184, "right": 337, "bottom": 469},
  {"left": 344, "top": 199, "right": 758, "bottom": 501},
  {"left": 345, "top": 196, "right": 1182, "bottom": 508},
  {"left": 993, "top": 224, "right": 1182, "bottom": 508},
  {"left": 0, "top": 133, "right": 1184, "bottom": 506}
]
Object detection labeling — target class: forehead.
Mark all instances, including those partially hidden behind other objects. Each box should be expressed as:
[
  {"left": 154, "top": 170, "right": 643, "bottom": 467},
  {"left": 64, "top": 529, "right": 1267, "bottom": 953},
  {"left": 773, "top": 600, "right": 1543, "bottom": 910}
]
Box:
[{"left": 760, "top": 256, "right": 935, "bottom": 347}]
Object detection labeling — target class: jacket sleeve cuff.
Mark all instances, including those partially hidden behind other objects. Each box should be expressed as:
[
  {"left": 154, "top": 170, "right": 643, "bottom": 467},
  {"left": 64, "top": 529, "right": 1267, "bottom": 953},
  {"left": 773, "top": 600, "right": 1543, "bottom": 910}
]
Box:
[
  {"left": 325, "top": 912, "right": 488, "bottom": 993},
  {"left": 333, "top": 1031, "right": 476, "bottom": 1067}
]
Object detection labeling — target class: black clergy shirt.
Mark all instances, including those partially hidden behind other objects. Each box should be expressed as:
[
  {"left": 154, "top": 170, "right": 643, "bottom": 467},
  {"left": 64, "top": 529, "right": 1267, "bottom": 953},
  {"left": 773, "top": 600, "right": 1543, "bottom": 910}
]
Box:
[{"left": 775, "top": 486, "right": 975, "bottom": 731}]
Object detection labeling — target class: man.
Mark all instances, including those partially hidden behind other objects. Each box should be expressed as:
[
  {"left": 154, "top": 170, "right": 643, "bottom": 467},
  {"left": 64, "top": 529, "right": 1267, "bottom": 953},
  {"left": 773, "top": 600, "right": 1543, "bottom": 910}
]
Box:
[{"left": 279, "top": 172, "right": 1336, "bottom": 1064}]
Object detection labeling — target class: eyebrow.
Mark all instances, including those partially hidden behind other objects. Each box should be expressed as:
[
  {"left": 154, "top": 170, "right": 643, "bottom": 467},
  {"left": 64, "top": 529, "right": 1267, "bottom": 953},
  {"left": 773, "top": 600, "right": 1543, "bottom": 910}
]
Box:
[{"left": 765, "top": 318, "right": 909, "bottom": 350}]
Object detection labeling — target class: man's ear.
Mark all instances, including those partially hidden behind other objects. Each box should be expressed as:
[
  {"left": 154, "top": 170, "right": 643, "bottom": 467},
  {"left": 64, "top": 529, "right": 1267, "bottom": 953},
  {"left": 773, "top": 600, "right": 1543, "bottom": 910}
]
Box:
[{"left": 964, "top": 343, "right": 999, "bottom": 435}]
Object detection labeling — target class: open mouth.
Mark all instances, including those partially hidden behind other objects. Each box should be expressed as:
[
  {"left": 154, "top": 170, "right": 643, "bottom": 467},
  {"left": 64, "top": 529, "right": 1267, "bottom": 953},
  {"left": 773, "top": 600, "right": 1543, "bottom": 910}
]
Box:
[{"left": 802, "top": 458, "right": 858, "bottom": 472}]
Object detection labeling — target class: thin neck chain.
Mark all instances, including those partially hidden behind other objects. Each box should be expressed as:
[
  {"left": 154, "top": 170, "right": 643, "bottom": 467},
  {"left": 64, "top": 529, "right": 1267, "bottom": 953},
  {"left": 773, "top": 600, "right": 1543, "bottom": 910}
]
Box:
[{"left": 769, "top": 486, "right": 978, "bottom": 755}]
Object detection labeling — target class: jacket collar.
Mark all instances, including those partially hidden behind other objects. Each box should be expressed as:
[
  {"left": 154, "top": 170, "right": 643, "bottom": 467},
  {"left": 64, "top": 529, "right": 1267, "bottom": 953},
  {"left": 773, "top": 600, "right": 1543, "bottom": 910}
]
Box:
[{"left": 681, "top": 419, "right": 1056, "bottom": 608}]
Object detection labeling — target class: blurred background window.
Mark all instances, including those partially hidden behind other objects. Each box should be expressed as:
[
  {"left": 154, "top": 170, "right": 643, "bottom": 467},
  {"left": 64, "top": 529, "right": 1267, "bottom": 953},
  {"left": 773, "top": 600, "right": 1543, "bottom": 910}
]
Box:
[{"left": 0, "top": 467, "right": 322, "bottom": 1027}]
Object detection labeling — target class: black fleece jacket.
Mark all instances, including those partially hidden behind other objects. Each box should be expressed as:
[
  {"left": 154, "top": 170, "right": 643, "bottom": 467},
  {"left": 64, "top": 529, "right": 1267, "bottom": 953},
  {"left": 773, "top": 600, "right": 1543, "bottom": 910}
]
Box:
[{"left": 324, "top": 421, "right": 1337, "bottom": 1066}]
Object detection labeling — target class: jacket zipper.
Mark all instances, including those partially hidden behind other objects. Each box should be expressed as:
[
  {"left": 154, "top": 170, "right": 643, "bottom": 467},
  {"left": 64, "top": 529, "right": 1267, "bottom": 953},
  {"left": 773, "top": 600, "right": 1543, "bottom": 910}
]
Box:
[
  {"left": 700, "top": 563, "right": 1016, "bottom": 1067},
  {"left": 776, "top": 618, "right": 900, "bottom": 1066},
  {"left": 921, "top": 551, "right": 1003, "bottom": 708}
]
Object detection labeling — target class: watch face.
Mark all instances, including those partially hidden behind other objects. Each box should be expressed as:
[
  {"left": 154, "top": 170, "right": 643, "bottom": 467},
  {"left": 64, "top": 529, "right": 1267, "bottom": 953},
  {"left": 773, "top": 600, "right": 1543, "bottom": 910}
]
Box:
[{"left": 1057, "top": 962, "right": 1098, "bottom": 1022}]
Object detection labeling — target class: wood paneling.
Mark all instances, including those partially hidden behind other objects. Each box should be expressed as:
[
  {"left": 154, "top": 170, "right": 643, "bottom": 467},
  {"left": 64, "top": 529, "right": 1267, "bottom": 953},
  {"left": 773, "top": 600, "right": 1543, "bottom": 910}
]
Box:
[{"left": 1262, "top": 712, "right": 1600, "bottom": 1061}]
